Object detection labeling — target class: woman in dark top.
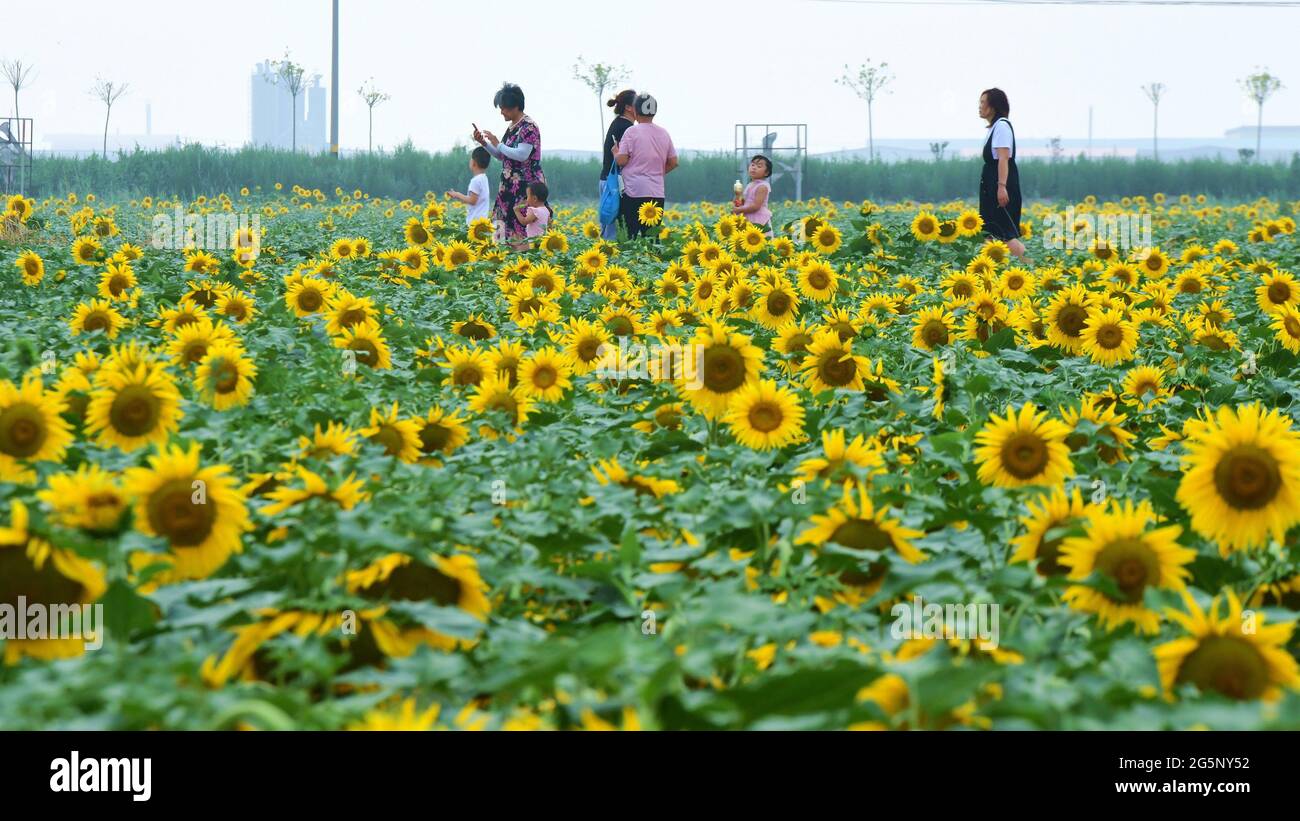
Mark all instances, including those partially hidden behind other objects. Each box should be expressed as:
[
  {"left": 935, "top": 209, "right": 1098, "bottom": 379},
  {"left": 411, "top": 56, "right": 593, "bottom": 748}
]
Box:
[
  {"left": 600, "top": 89, "right": 636, "bottom": 239},
  {"left": 474, "top": 82, "right": 545, "bottom": 249},
  {"left": 978, "top": 87, "right": 1029, "bottom": 261}
]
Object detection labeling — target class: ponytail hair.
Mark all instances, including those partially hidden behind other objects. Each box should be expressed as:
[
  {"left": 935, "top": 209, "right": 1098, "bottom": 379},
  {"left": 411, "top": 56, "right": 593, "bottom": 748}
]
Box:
[
  {"left": 528, "top": 181, "right": 552, "bottom": 221},
  {"left": 606, "top": 89, "right": 636, "bottom": 116}
]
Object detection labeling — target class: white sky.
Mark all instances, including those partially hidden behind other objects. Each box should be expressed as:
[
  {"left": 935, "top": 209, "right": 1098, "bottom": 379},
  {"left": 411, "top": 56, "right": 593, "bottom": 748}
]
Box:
[{"left": 5, "top": 0, "right": 1299, "bottom": 152}]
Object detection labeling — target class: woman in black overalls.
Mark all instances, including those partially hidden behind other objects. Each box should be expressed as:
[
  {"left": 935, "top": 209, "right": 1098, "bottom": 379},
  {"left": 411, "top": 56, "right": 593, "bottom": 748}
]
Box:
[{"left": 978, "top": 88, "right": 1029, "bottom": 261}]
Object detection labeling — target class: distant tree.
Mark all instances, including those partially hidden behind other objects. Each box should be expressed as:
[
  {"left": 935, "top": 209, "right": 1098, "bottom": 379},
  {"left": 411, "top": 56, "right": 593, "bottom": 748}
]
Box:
[
  {"left": 1238, "top": 148, "right": 1256, "bottom": 163},
  {"left": 357, "top": 78, "right": 390, "bottom": 154},
  {"left": 929, "top": 141, "right": 949, "bottom": 161},
  {"left": 836, "top": 60, "right": 892, "bottom": 162},
  {"left": 1240, "top": 68, "right": 1283, "bottom": 162},
  {"left": 271, "top": 52, "right": 306, "bottom": 152},
  {"left": 1048, "top": 137, "right": 1063, "bottom": 163},
  {"left": 1140, "top": 82, "right": 1165, "bottom": 161},
  {"left": 572, "top": 56, "right": 629, "bottom": 148},
  {"left": 1, "top": 59, "right": 36, "bottom": 128},
  {"left": 89, "top": 77, "right": 129, "bottom": 159}
]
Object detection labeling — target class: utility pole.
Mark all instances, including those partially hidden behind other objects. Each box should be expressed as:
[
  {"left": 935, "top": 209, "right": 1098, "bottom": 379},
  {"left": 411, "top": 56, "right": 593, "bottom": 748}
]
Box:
[
  {"left": 330, "top": 0, "right": 339, "bottom": 158},
  {"left": 1087, "top": 105, "right": 1092, "bottom": 157}
]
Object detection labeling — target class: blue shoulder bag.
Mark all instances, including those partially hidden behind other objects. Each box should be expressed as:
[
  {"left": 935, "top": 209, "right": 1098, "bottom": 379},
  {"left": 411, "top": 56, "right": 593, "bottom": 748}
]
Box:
[{"left": 599, "top": 161, "right": 622, "bottom": 225}]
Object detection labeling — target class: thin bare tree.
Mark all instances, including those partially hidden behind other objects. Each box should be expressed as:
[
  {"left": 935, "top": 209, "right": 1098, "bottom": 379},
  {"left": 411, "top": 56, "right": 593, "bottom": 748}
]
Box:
[
  {"left": 357, "top": 78, "right": 390, "bottom": 154},
  {"left": 1140, "top": 82, "right": 1165, "bottom": 161},
  {"left": 271, "top": 52, "right": 306, "bottom": 152},
  {"left": 573, "top": 56, "right": 629, "bottom": 148},
  {"left": 1240, "top": 68, "right": 1283, "bottom": 163},
  {"left": 1, "top": 59, "right": 36, "bottom": 135},
  {"left": 837, "top": 60, "right": 893, "bottom": 162},
  {"left": 89, "top": 77, "right": 129, "bottom": 159}
]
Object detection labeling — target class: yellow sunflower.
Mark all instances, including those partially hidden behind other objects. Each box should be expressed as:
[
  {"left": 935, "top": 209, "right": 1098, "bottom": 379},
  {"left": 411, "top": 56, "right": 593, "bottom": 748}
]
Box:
[
  {"left": 1176, "top": 403, "right": 1300, "bottom": 554},
  {"left": 194, "top": 343, "right": 257, "bottom": 410},
  {"left": 124, "top": 443, "right": 251, "bottom": 585},
  {"left": 68, "top": 299, "right": 127, "bottom": 338},
  {"left": 361, "top": 403, "right": 423, "bottom": 463},
  {"left": 1059, "top": 499, "right": 1194, "bottom": 635},
  {"left": 0, "top": 373, "right": 74, "bottom": 466},
  {"left": 85, "top": 363, "right": 183, "bottom": 452},
  {"left": 678, "top": 320, "right": 763, "bottom": 420},
  {"left": 973, "top": 403, "right": 1074, "bottom": 488},
  {"left": 723, "top": 379, "right": 806, "bottom": 451},
  {"left": 799, "top": 328, "right": 870, "bottom": 394}
]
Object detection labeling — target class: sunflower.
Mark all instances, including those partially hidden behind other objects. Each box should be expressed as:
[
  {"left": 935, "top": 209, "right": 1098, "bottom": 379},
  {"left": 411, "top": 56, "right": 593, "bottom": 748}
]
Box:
[
  {"left": 1176, "top": 403, "right": 1300, "bottom": 554},
  {"left": 910, "top": 211, "right": 940, "bottom": 241},
  {"left": 0, "top": 373, "right": 74, "bottom": 466},
  {"left": 416, "top": 406, "right": 470, "bottom": 457},
  {"left": 324, "top": 291, "right": 378, "bottom": 335},
  {"left": 799, "top": 328, "right": 870, "bottom": 394},
  {"left": 1079, "top": 308, "right": 1138, "bottom": 366},
  {"left": 797, "top": 260, "right": 839, "bottom": 302},
  {"left": 1270, "top": 303, "right": 1300, "bottom": 354},
  {"left": 85, "top": 363, "right": 183, "bottom": 452},
  {"left": 1059, "top": 499, "right": 1194, "bottom": 635},
  {"left": 773, "top": 320, "right": 816, "bottom": 373},
  {"left": 723, "top": 379, "right": 806, "bottom": 451},
  {"left": 638, "top": 202, "right": 664, "bottom": 226},
  {"left": 71, "top": 236, "right": 102, "bottom": 265},
  {"left": 38, "top": 464, "right": 127, "bottom": 533},
  {"left": 563, "top": 319, "right": 611, "bottom": 376},
  {"left": 285, "top": 276, "right": 334, "bottom": 317},
  {"left": 796, "top": 479, "right": 926, "bottom": 597},
  {"left": 678, "top": 320, "right": 763, "bottom": 420},
  {"left": 347, "top": 552, "right": 490, "bottom": 624},
  {"left": 1121, "top": 365, "right": 1171, "bottom": 410},
  {"left": 297, "top": 421, "right": 360, "bottom": 459},
  {"left": 516, "top": 347, "right": 572, "bottom": 402},
  {"left": 260, "top": 465, "right": 369, "bottom": 515},
  {"left": 591, "top": 458, "right": 680, "bottom": 498},
  {"left": 334, "top": 320, "right": 393, "bottom": 371},
  {"left": 1137, "top": 247, "right": 1170, "bottom": 279},
  {"left": 1043, "top": 284, "right": 1094, "bottom": 353},
  {"left": 404, "top": 218, "right": 433, "bottom": 247},
  {"left": 444, "top": 241, "right": 477, "bottom": 270},
  {"left": 0, "top": 500, "right": 108, "bottom": 664},
  {"left": 996, "top": 267, "right": 1036, "bottom": 300},
  {"left": 1256, "top": 271, "right": 1299, "bottom": 314},
  {"left": 810, "top": 224, "right": 843, "bottom": 255},
  {"left": 1010, "top": 486, "right": 1095, "bottom": 575},
  {"left": 361, "top": 403, "right": 423, "bottom": 462},
  {"left": 15, "top": 250, "right": 45, "bottom": 285},
  {"left": 910, "top": 307, "right": 953, "bottom": 351},
  {"left": 440, "top": 345, "right": 493, "bottom": 387},
  {"left": 195, "top": 343, "right": 257, "bottom": 410},
  {"left": 973, "top": 403, "right": 1074, "bottom": 488},
  {"left": 452, "top": 314, "right": 497, "bottom": 341},
  {"left": 124, "top": 443, "right": 251, "bottom": 585},
  {"left": 468, "top": 373, "right": 535, "bottom": 431},
  {"left": 1156, "top": 588, "right": 1300, "bottom": 701},
  {"left": 632, "top": 402, "right": 686, "bottom": 435},
  {"left": 794, "top": 428, "right": 885, "bottom": 485},
  {"left": 168, "top": 318, "right": 238, "bottom": 369},
  {"left": 68, "top": 299, "right": 127, "bottom": 338}
]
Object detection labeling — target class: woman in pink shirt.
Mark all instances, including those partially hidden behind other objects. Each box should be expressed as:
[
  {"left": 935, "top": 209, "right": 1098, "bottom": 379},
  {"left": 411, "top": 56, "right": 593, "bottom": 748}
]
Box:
[
  {"left": 733, "top": 154, "right": 774, "bottom": 236},
  {"left": 612, "top": 93, "right": 679, "bottom": 240}
]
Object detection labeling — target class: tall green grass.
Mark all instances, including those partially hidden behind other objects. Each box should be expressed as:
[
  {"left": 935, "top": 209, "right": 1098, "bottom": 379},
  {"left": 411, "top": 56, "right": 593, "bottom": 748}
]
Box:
[{"left": 24, "top": 142, "right": 1300, "bottom": 203}]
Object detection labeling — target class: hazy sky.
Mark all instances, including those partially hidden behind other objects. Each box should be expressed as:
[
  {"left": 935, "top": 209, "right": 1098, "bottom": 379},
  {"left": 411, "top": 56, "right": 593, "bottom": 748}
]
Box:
[{"left": 6, "top": 0, "right": 1299, "bottom": 152}]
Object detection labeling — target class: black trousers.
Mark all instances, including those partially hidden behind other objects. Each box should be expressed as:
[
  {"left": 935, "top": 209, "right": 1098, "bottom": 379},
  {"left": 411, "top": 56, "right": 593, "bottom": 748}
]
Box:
[{"left": 621, "top": 195, "right": 665, "bottom": 240}]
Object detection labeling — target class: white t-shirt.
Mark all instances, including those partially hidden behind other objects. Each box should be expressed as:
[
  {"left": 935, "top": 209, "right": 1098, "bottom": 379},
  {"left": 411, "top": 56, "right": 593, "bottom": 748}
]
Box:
[
  {"left": 466, "top": 173, "right": 491, "bottom": 223},
  {"left": 989, "top": 119, "right": 1014, "bottom": 158}
]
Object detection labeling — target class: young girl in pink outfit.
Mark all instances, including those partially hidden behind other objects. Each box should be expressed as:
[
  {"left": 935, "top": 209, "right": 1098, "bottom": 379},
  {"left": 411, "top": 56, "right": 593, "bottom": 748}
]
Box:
[
  {"left": 513, "top": 182, "right": 552, "bottom": 246},
  {"left": 732, "top": 154, "right": 774, "bottom": 236}
]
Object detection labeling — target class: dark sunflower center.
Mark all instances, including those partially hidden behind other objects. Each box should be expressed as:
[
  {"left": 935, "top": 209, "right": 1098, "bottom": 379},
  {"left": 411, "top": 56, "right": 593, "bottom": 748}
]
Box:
[
  {"left": 212, "top": 360, "right": 240, "bottom": 393},
  {"left": 339, "top": 308, "right": 368, "bottom": 327},
  {"left": 1213, "top": 445, "right": 1282, "bottom": 510},
  {"left": 1000, "top": 432, "right": 1049, "bottom": 479},
  {"left": 808, "top": 271, "right": 829, "bottom": 290},
  {"left": 830, "top": 519, "right": 893, "bottom": 552},
  {"left": 655, "top": 407, "right": 682, "bottom": 428},
  {"left": 0, "top": 544, "right": 87, "bottom": 607},
  {"left": 953, "top": 281, "right": 973, "bottom": 298},
  {"left": 419, "top": 424, "right": 451, "bottom": 454},
  {"left": 818, "top": 350, "right": 857, "bottom": 387},
  {"left": 0, "top": 404, "right": 46, "bottom": 458},
  {"left": 372, "top": 425, "right": 406, "bottom": 456},
  {"left": 606, "top": 316, "right": 634, "bottom": 337},
  {"left": 1056, "top": 305, "right": 1088, "bottom": 337},
  {"left": 1285, "top": 318, "right": 1300, "bottom": 337},
  {"left": 459, "top": 321, "right": 491, "bottom": 340},
  {"left": 453, "top": 365, "right": 483, "bottom": 386},
  {"left": 146, "top": 478, "right": 217, "bottom": 547},
  {"left": 1176, "top": 636, "right": 1270, "bottom": 700},
  {"left": 702, "top": 346, "right": 746, "bottom": 393},
  {"left": 361, "top": 561, "right": 463, "bottom": 607},
  {"left": 576, "top": 338, "right": 601, "bottom": 363},
  {"left": 109, "top": 385, "right": 161, "bottom": 436},
  {"left": 1096, "top": 538, "right": 1160, "bottom": 603},
  {"left": 922, "top": 320, "right": 948, "bottom": 347},
  {"left": 297, "top": 290, "right": 323, "bottom": 312},
  {"left": 1096, "top": 324, "right": 1124, "bottom": 349},
  {"left": 532, "top": 366, "right": 557, "bottom": 389},
  {"left": 1268, "top": 281, "right": 1291, "bottom": 304},
  {"left": 349, "top": 339, "right": 379, "bottom": 368},
  {"left": 83, "top": 312, "right": 110, "bottom": 332},
  {"left": 747, "top": 402, "right": 783, "bottom": 433}
]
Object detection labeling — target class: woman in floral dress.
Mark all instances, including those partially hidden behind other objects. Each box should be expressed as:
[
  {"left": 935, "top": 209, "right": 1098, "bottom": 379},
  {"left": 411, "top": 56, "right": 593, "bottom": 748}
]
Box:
[{"left": 474, "top": 83, "right": 544, "bottom": 248}]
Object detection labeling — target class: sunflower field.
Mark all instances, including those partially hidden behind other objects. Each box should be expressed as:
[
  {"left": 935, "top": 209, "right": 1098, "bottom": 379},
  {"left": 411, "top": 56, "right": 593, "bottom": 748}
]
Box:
[{"left": 2, "top": 186, "right": 1300, "bottom": 731}]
